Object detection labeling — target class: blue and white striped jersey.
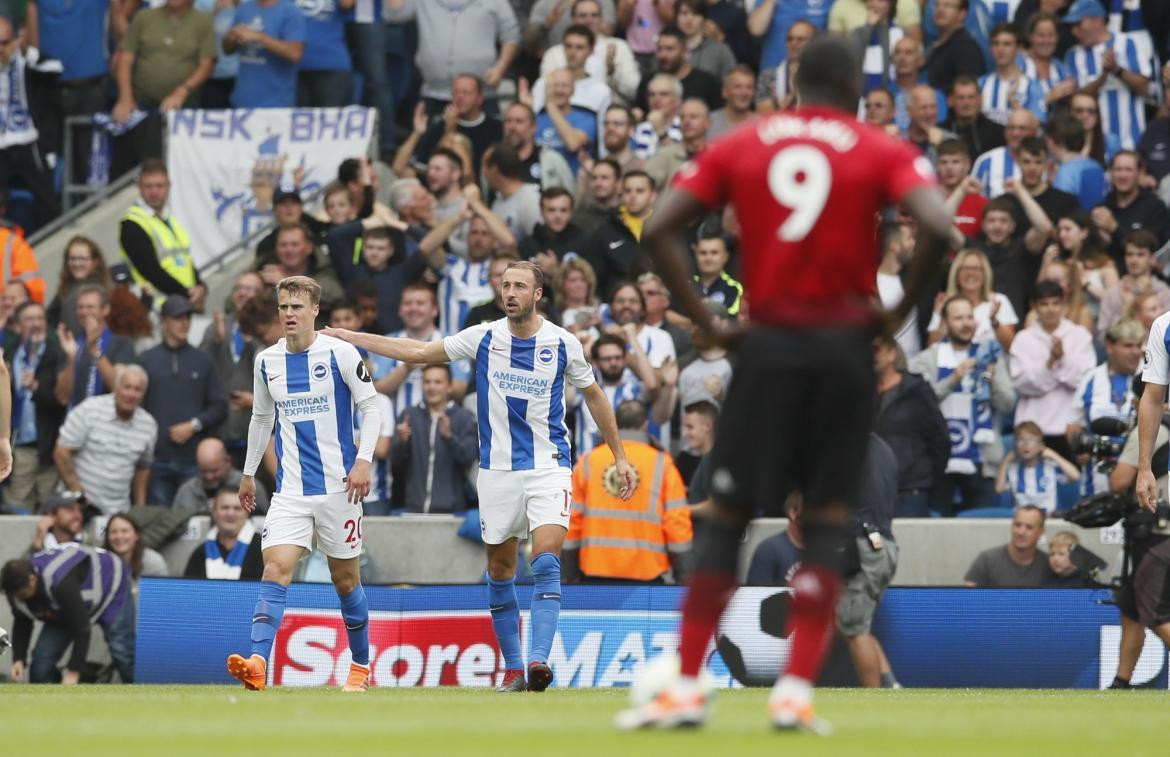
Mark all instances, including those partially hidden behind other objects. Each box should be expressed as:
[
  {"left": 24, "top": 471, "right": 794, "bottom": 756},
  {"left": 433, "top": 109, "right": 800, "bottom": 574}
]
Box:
[
  {"left": 986, "top": 0, "right": 1024, "bottom": 23},
  {"left": 369, "top": 329, "right": 471, "bottom": 418},
  {"left": 1071, "top": 362, "right": 1135, "bottom": 496},
  {"left": 1018, "top": 53, "right": 1069, "bottom": 99},
  {"left": 978, "top": 72, "right": 1046, "bottom": 126},
  {"left": 443, "top": 318, "right": 595, "bottom": 471},
  {"left": 253, "top": 334, "right": 377, "bottom": 496},
  {"left": 972, "top": 145, "right": 1019, "bottom": 199},
  {"left": 572, "top": 378, "right": 642, "bottom": 455},
  {"left": 1006, "top": 459, "right": 1064, "bottom": 513},
  {"left": 1064, "top": 33, "right": 1155, "bottom": 150},
  {"left": 438, "top": 255, "right": 493, "bottom": 337}
]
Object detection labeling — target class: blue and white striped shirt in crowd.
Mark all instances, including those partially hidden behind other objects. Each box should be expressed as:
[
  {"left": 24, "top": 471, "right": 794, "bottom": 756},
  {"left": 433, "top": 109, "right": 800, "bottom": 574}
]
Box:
[
  {"left": 631, "top": 115, "right": 681, "bottom": 161},
  {"left": 986, "top": 0, "right": 1024, "bottom": 23},
  {"left": 0, "top": 52, "right": 40, "bottom": 149},
  {"left": 368, "top": 329, "right": 469, "bottom": 418},
  {"left": 438, "top": 254, "right": 493, "bottom": 337},
  {"left": 978, "top": 72, "right": 1046, "bottom": 126},
  {"left": 1064, "top": 33, "right": 1154, "bottom": 150},
  {"left": 972, "top": 146, "right": 1019, "bottom": 199},
  {"left": 1108, "top": 0, "right": 1145, "bottom": 34},
  {"left": 1018, "top": 54, "right": 1069, "bottom": 100},
  {"left": 443, "top": 318, "right": 595, "bottom": 471},
  {"left": 1005, "top": 458, "right": 1064, "bottom": 513},
  {"left": 253, "top": 334, "right": 377, "bottom": 496},
  {"left": 1071, "top": 363, "right": 1135, "bottom": 497},
  {"left": 572, "top": 378, "right": 642, "bottom": 456}
]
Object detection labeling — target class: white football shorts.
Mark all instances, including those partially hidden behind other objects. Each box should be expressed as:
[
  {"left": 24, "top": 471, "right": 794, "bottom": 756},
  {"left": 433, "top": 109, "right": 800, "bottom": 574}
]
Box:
[
  {"left": 261, "top": 491, "right": 364, "bottom": 559},
  {"left": 476, "top": 468, "right": 572, "bottom": 545}
]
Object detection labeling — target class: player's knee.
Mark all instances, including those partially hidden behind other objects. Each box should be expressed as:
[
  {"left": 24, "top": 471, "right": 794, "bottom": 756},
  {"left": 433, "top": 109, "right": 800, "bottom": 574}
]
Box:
[
  {"left": 331, "top": 571, "right": 358, "bottom": 595},
  {"left": 487, "top": 559, "right": 516, "bottom": 582},
  {"left": 261, "top": 560, "right": 294, "bottom": 586}
]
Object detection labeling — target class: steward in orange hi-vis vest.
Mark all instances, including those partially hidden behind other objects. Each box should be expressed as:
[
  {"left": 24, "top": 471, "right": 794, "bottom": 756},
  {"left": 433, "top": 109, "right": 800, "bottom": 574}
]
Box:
[{"left": 564, "top": 430, "right": 692, "bottom": 582}]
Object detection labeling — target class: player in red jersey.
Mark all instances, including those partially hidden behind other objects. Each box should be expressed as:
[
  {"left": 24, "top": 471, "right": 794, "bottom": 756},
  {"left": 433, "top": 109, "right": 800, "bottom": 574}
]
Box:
[{"left": 615, "top": 37, "right": 955, "bottom": 733}]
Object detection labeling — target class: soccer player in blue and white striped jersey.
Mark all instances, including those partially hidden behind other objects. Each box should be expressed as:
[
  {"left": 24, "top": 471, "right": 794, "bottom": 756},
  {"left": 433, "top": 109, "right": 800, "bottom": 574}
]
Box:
[
  {"left": 227, "top": 276, "right": 383, "bottom": 693},
  {"left": 325, "top": 261, "right": 634, "bottom": 694},
  {"left": 1063, "top": 0, "right": 1154, "bottom": 150}
]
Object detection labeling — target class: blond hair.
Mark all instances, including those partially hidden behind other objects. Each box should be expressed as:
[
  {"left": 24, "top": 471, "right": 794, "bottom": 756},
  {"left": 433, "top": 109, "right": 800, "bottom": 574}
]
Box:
[
  {"left": 945, "top": 249, "right": 995, "bottom": 304},
  {"left": 1049, "top": 531, "right": 1079, "bottom": 550},
  {"left": 277, "top": 275, "right": 321, "bottom": 307}
]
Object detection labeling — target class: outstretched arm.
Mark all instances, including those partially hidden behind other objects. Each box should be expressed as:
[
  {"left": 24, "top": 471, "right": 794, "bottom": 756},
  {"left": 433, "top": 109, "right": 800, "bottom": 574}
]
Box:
[{"left": 321, "top": 327, "right": 452, "bottom": 364}]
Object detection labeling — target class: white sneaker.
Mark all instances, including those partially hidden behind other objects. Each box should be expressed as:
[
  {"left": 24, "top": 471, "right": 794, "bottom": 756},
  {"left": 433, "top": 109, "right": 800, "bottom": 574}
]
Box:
[{"left": 614, "top": 687, "right": 709, "bottom": 730}]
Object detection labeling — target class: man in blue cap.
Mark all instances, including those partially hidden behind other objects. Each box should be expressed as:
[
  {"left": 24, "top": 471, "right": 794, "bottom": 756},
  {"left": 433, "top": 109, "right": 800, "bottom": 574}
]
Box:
[{"left": 1063, "top": 0, "right": 1155, "bottom": 150}]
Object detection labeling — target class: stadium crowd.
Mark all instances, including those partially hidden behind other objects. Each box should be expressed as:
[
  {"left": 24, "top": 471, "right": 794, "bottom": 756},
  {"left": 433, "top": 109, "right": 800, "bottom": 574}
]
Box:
[{"left": 1, "top": 0, "right": 1170, "bottom": 676}]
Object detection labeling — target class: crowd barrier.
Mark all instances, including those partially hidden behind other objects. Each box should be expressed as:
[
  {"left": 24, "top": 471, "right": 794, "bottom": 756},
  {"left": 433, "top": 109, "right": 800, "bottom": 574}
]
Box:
[{"left": 136, "top": 581, "right": 1169, "bottom": 690}]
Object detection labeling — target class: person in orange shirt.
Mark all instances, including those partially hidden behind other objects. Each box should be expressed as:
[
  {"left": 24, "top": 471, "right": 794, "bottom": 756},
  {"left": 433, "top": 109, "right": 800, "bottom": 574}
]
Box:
[
  {"left": 0, "top": 226, "right": 45, "bottom": 304},
  {"left": 564, "top": 399, "right": 692, "bottom": 583}
]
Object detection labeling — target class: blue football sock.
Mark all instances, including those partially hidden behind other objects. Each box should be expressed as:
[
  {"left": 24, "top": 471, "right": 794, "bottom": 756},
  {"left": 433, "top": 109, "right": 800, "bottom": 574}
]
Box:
[
  {"left": 249, "top": 581, "right": 287, "bottom": 661},
  {"left": 529, "top": 553, "right": 562, "bottom": 664},
  {"left": 487, "top": 573, "right": 523, "bottom": 670},
  {"left": 338, "top": 583, "right": 370, "bottom": 666}
]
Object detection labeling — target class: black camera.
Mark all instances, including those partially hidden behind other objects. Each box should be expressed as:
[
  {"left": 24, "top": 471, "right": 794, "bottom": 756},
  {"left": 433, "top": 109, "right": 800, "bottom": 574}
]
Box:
[{"left": 1069, "top": 417, "right": 1131, "bottom": 474}]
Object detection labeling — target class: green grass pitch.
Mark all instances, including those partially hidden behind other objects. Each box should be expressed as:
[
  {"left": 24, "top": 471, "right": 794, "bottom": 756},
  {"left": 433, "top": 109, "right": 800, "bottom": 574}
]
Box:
[{"left": 0, "top": 686, "right": 1164, "bottom": 756}]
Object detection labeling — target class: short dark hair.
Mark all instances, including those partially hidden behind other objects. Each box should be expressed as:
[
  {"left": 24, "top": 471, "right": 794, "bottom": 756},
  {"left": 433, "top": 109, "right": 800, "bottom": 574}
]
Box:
[
  {"left": 593, "top": 157, "right": 622, "bottom": 179},
  {"left": 276, "top": 222, "right": 313, "bottom": 245},
  {"left": 14, "top": 300, "right": 44, "bottom": 321},
  {"left": 363, "top": 226, "right": 395, "bottom": 246},
  {"left": 1111, "top": 149, "right": 1145, "bottom": 170},
  {"left": 422, "top": 363, "right": 453, "bottom": 381},
  {"left": 657, "top": 25, "right": 686, "bottom": 46},
  {"left": 139, "top": 158, "right": 167, "bottom": 178},
  {"left": 941, "top": 295, "right": 973, "bottom": 319},
  {"left": 337, "top": 157, "right": 361, "bottom": 185},
  {"left": 591, "top": 334, "right": 628, "bottom": 362},
  {"left": 936, "top": 138, "right": 970, "bottom": 159},
  {"left": 401, "top": 281, "right": 438, "bottom": 303},
  {"left": 0, "top": 558, "right": 33, "bottom": 596},
  {"left": 795, "top": 37, "right": 859, "bottom": 111},
  {"left": 622, "top": 169, "right": 656, "bottom": 191},
  {"left": 605, "top": 104, "right": 634, "bottom": 124},
  {"left": 563, "top": 23, "right": 596, "bottom": 48},
  {"left": 983, "top": 197, "right": 1016, "bottom": 218},
  {"left": 330, "top": 300, "right": 360, "bottom": 316},
  {"left": 1032, "top": 279, "right": 1065, "bottom": 302},
  {"left": 949, "top": 75, "right": 979, "bottom": 95},
  {"left": 1123, "top": 229, "right": 1159, "bottom": 253},
  {"left": 608, "top": 280, "right": 647, "bottom": 310},
  {"left": 429, "top": 147, "right": 465, "bottom": 174},
  {"left": 615, "top": 399, "right": 648, "bottom": 430},
  {"left": 453, "top": 73, "right": 485, "bottom": 94},
  {"left": 990, "top": 21, "right": 1021, "bottom": 43},
  {"left": 1045, "top": 115, "right": 1085, "bottom": 152},
  {"left": 1017, "top": 135, "right": 1048, "bottom": 158},
  {"left": 675, "top": 0, "right": 707, "bottom": 17},
  {"left": 486, "top": 142, "right": 527, "bottom": 181},
  {"left": 541, "top": 187, "right": 574, "bottom": 208},
  {"left": 684, "top": 400, "right": 718, "bottom": 423}
]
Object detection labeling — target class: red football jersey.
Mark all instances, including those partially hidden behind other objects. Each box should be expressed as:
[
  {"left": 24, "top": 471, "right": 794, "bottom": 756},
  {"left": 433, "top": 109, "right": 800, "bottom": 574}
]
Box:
[{"left": 672, "top": 105, "right": 937, "bottom": 327}]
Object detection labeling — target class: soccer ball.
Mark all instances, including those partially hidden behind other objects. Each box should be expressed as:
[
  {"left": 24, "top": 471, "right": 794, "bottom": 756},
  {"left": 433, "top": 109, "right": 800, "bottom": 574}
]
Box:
[
  {"left": 628, "top": 652, "right": 716, "bottom": 706},
  {"left": 715, "top": 587, "right": 793, "bottom": 687},
  {"left": 0, "top": 625, "right": 10, "bottom": 656}
]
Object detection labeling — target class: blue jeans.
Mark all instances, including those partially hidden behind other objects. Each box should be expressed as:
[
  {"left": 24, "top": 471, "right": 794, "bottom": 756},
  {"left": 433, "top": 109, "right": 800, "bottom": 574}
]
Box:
[
  {"left": 149, "top": 459, "right": 199, "bottom": 508},
  {"left": 895, "top": 490, "right": 931, "bottom": 518},
  {"left": 29, "top": 602, "right": 136, "bottom": 683},
  {"left": 349, "top": 22, "right": 396, "bottom": 155}
]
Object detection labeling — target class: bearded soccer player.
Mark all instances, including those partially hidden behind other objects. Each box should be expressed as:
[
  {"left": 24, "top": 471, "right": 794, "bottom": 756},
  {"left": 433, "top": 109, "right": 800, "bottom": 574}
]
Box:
[
  {"left": 617, "top": 36, "right": 954, "bottom": 733},
  {"left": 325, "top": 261, "right": 635, "bottom": 692},
  {"left": 226, "top": 276, "right": 382, "bottom": 692}
]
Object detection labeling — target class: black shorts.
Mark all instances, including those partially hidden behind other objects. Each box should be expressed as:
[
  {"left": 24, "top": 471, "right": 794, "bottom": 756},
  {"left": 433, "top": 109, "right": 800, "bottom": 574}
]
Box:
[
  {"left": 708, "top": 326, "right": 875, "bottom": 517},
  {"left": 1115, "top": 536, "right": 1170, "bottom": 628}
]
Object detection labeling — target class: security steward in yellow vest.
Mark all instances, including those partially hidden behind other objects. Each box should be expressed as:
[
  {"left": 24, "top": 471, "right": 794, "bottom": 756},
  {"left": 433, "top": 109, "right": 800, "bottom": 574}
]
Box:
[
  {"left": 119, "top": 159, "right": 206, "bottom": 311},
  {"left": 564, "top": 400, "right": 693, "bottom": 583}
]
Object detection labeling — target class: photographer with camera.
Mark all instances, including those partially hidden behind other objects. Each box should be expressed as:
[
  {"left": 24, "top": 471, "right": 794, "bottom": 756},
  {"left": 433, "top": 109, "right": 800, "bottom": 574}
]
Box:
[
  {"left": 1115, "top": 311, "right": 1170, "bottom": 686},
  {"left": 1067, "top": 319, "right": 1145, "bottom": 499}
]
